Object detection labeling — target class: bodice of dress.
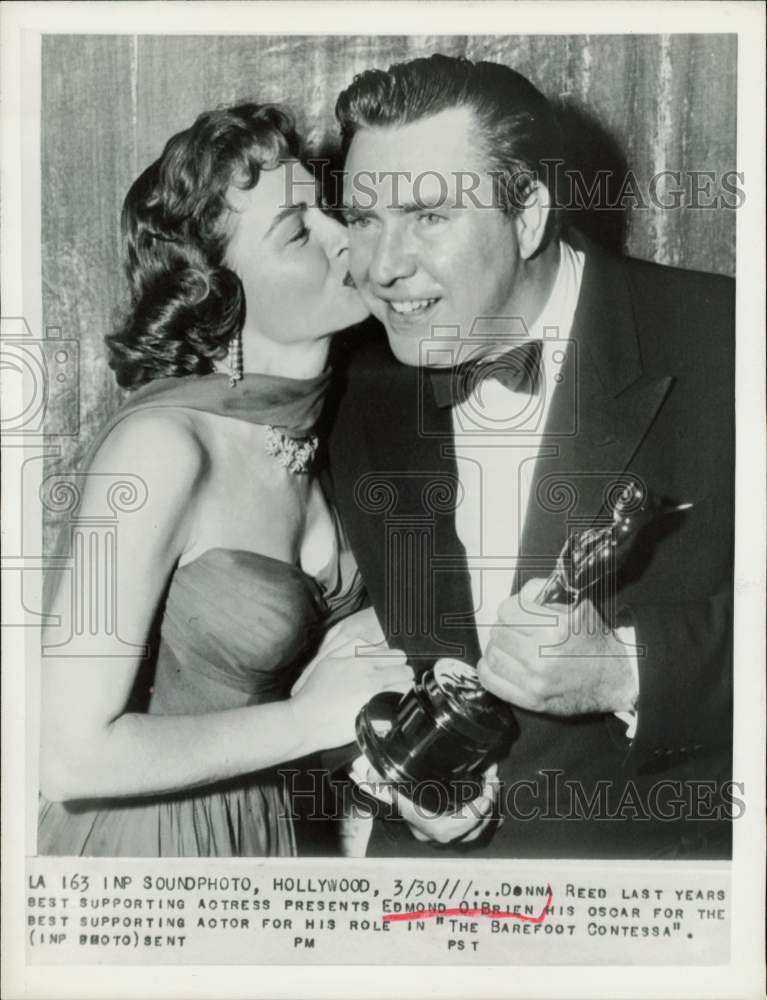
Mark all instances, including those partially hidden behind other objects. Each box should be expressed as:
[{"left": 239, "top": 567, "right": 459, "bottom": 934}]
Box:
[
  {"left": 108, "top": 371, "right": 366, "bottom": 715},
  {"left": 151, "top": 541, "right": 363, "bottom": 715}
]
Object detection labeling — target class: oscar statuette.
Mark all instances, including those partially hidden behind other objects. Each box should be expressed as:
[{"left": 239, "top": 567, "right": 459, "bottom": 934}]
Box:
[{"left": 353, "top": 480, "right": 691, "bottom": 814}]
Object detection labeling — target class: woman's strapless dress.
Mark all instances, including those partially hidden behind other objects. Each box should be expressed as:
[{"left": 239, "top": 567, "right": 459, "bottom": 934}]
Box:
[{"left": 37, "top": 371, "right": 364, "bottom": 857}]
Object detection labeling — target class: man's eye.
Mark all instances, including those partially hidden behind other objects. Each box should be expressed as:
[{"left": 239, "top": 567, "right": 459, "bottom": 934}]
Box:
[
  {"left": 287, "top": 224, "right": 310, "bottom": 245},
  {"left": 418, "top": 212, "right": 446, "bottom": 226},
  {"left": 345, "top": 215, "right": 371, "bottom": 230}
]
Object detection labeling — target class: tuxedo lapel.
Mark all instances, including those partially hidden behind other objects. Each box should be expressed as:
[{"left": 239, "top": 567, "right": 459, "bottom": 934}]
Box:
[
  {"left": 517, "top": 238, "right": 674, "bottom": 586},
  {"left": 332, "top": 340, "right": 480, "bottom": 668}
]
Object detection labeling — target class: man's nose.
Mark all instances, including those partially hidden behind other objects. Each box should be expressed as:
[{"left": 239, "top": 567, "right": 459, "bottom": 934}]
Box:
[{"left": 369, "top": 224, "right": 417, "bottom": 286}]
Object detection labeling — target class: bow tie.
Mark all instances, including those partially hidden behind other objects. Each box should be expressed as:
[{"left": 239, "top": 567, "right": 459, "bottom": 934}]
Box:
[{"left": 430, "top": 340, "right": 543, "bottom": 408}]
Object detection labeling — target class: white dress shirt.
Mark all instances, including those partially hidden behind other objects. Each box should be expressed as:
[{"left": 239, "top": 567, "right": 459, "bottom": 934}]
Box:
[{"left": 450, "top": 240, "right": 638, "bottom": 737}]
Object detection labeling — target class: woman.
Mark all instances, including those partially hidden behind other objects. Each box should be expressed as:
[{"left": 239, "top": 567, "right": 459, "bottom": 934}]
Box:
[{"left": 38, "top": 102, "right": 413, "bottom": 857}]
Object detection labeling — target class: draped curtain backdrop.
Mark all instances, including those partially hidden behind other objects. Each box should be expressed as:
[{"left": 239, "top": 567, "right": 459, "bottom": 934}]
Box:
[{"left": 41, "top": 33, "right": 737, "bottom": 551}]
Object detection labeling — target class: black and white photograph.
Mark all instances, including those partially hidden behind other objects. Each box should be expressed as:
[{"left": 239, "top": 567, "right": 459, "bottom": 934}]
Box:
[{"left": 1, "top": 2, "right": 764, "bottom": 998}]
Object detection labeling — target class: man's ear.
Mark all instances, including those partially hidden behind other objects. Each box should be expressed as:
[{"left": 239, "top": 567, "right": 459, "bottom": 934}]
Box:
[{"left": 512, "top": 181, "right": 552, "bottom": 260}]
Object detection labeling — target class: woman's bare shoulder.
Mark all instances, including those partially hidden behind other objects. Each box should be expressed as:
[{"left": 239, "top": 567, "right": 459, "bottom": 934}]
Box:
[{"left": 88, "top": 406, "right": 207, "bottom": 494}]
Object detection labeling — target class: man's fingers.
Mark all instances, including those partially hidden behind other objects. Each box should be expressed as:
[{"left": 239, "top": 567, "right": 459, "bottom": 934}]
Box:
[
  {"left": 453, "top": 794, "right": 493, "bottom": 823},
  {"left": 496, "top": 596, "right": 523, "bottom": 627},
  {"left": 456, "top": 814, "right": 497, "bottom": 843},
  {"left": 382, "top": 679, "right": 415, "bottom": 695},
  {"left": 390, "top": 788, "right": 431, "bottom": 825},
  {"left": 378, "top": 660, "right": 415, "bottom": 691},
  {"left": 398, "top": 792, "right": 493, "bottom": 842},
  {"left": 481, "top": 771, "right": 500, "bottom": 802},
  {"left": 430, "top": 796, "right": 494, "bottom": 843},
  {"left": 355, "top": 775, "right": 500, "bottom": 846},
  {"left": 487, "top": 624, "right": 533, "bottom": 659},
  {"left": 409, "top": 826, "right": 431, "bottom": 842},
  {"left": 482, "top": 643, "right": 528, "bottom": 682},
  {"left": 491, "top": 615, "right": 537, "bottom": 639},
  {"left": 519, "top": 577, "right": 547, "bottom": 604},
  {"left": 496, "top": 579, "right": 547, "bottom": 625},
  {"left": 362, "top": 764, "right": 498, "bottom": 845},
  {"left": 405, "top": 814, "right": 489, "bottom": 845},
  {"left": 375, "top": 659, "right": 414, "bottom": 680},
  {"left": 478, "top": 656, "right": 538, "bottom": 710},
  {"left": 371, "top": 649, "right": 408, "bottom": 668},
  {"left": 362, "top": 768, "right": 395, "bottom": 806}
]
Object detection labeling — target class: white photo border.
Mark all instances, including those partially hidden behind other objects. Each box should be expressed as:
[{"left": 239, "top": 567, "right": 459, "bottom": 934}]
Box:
[{"left": 2, "top": 3, "right": 764, "bottom": 999}]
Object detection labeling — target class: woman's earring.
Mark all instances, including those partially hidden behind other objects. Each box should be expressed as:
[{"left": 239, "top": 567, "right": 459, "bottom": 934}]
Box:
[{"left": 228, "top": 330, "right": 243, "bottom": 388}]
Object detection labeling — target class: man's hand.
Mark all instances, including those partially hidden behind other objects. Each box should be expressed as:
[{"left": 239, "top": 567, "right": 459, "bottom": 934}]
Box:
[
  {"left": 364, "top": 765, "right": 499, "bottom": 845},
  {"left": 478, "top": 579, "right": 638, "bottom": 716}
]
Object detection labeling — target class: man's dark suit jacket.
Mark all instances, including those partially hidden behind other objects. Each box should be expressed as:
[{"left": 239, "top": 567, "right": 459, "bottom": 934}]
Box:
[{"left": 326, "top": 233, "right": 735, "bottom": 859}]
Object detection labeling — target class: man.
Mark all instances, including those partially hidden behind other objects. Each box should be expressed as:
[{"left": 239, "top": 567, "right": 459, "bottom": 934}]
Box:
[{"left": 326, "top": 54, "right": 734, "bottom": 858}]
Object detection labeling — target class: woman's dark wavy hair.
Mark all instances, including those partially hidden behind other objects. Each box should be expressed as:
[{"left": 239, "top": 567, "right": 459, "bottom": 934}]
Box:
[{"left": 106, "top": 103, "right": 299, "bottom": 390}]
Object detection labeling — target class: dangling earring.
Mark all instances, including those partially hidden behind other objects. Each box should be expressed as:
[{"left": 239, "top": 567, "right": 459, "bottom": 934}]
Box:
[{"left": 228, "top": 329, "right": 243, "bottom": 388}]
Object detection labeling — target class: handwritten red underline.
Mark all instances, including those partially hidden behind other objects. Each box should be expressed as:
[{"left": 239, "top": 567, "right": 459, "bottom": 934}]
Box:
[{"left": 382, "top": 890, "right": 553, "bottom": 924}]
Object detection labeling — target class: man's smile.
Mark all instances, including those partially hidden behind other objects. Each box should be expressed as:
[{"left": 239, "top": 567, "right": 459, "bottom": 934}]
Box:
[
  {"left": 388, "top": 297, "right": 440, "bottom": 315},
  {"left": 376, "top": 296, "right": 442, "bottom": 329}
]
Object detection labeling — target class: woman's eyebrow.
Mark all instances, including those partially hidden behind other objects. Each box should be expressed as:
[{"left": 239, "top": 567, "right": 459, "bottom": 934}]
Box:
[{"left": 264, "top": 202, "right": 307, "bottom": 239}]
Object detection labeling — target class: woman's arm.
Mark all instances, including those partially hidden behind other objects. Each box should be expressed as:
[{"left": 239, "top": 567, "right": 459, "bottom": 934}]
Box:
[{"left": 40, "top": 411, "right": 411, "bottom": 802}]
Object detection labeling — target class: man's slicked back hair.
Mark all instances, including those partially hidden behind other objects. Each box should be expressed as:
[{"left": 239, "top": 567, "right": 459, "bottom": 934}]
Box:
[{"left": 336, "top": 54, "right": 564, "bottom": 240}]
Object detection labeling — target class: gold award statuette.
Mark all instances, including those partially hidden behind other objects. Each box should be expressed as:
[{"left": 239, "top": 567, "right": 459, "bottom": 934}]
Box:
[{"left": 354, "top": 481, "right": 691, "bottom": 814}]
